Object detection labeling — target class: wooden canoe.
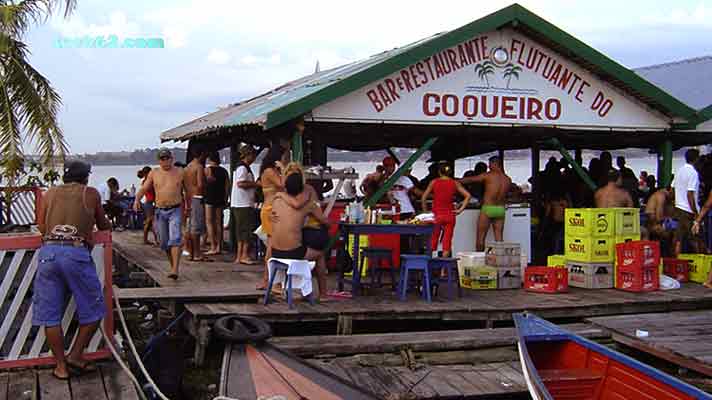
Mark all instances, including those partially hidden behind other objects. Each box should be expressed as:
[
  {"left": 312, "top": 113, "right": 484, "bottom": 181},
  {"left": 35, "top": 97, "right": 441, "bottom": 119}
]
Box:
[{"left": 513, "top": 313, "right": 712, "bottom": 400}]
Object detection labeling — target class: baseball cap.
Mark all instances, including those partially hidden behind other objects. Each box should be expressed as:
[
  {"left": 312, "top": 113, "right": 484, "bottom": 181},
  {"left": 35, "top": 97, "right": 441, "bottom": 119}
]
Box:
[
  {"left": 157, "top": 148, "right": 173, "bottom": 159},
  {"left": 239, "top": 145, "right": 256, "bottom": 158},
  {"left": 63, "top": 160, "right": 92, "bottom": 182},
  {"left": 382, "top": 156, "right": 396, "bottom": 167}
]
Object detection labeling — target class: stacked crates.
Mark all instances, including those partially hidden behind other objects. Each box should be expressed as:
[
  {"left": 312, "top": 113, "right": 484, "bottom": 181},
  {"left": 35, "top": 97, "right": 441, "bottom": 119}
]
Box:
[
  {"left": 456, "top": 252, "right": 497, "bottom": 290},
  {"left": 525, "top": 266, "right": 569, "bottom": 293},
  {"left": 564, "top": 208, "right": 615, "bottom": 288},
  {"left": 615, "top": 240, "right": 661, "bottom": 292},
  {"left": 662, "top": 258, "right": 689, "bottom": 282},
  {"left": 484, "top": 241, "right": 522, "bottom": 289},
  {"left": 677, "top": 254, "right": 712, "bottom": 284}
]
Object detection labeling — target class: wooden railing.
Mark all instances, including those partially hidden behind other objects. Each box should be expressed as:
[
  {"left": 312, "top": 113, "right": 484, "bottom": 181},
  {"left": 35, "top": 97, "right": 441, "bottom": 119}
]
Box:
[{"left": 0, "top": 186, "right": 43, "bottom": 226}]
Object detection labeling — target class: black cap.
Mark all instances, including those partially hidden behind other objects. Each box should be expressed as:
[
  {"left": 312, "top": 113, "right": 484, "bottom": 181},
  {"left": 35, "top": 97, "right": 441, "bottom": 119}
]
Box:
[
  {"left": 157, "top": 148, "right": 173, "bottom": 159},
  {"left": 63, "top": 160, "right": 91, "bottom": 182}
]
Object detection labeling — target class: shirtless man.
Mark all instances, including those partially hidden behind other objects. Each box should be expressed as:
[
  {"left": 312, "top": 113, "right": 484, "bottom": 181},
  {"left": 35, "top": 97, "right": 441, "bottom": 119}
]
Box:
[
  {"left": 271, "top": 171, "right": 330, "bottom": 297},
  {"left": 644, "top": 187, "right": 672, "bottom": 242},
  {"left": 460, "top": 156, "right": 512, "bottom": 251},
  {"left": 134, "top": 149, "right": 187, "bottom": 279},
  {"left": 594, "top": 170, "right": 634, "bottom": 208},
  {"left": 183, "top": 147, "right": 209, "bottom": 262},
  {"left": 360, "top": 165, "right": 384, "bottom": 198}
]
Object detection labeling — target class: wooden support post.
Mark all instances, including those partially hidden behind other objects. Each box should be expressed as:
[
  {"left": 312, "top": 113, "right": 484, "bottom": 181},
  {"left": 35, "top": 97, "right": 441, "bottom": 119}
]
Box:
[
  {"left": 498, "top": 149, "right": 505, "bottom": 171},
  {"left": 531, "top": 145, "right": 540, "bottom": 196},
  {"left": 659, "top": 140, "right": 673, "bottom": 188},
  {"left": 336, "top": 315, "right": 353, "bottom": 335},
  {"left": 229, "top": 142, "right": 239, "bottom": 251},
  {"left": 194, "top": 319, "right": 211, "bottom": 367}
]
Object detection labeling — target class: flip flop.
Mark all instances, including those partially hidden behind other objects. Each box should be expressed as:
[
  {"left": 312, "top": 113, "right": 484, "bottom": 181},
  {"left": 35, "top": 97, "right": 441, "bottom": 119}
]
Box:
[
  {"left": 167, "top": 273, "right": 179, "bottom": 280},
  {"left": 67, "top": 360, "right": 97, "bottom": 374},
  {"left": 240, "top": 259, "right": 260, "bottom": 265},
  {"left": 52, "top": 369, "right": 71, "bottom": 381}
]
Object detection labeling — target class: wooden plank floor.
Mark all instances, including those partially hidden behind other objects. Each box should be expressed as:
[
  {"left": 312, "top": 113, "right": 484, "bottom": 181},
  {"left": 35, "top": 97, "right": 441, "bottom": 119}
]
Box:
[
  {"left": 0, "top": 362, "right": 139, "bottom": 400},
  {"left": 588, "top": 310, "right": 712, "bottom": 377},
  {"left": 113, "top": 230, "right": 263, "bottom": 301}
]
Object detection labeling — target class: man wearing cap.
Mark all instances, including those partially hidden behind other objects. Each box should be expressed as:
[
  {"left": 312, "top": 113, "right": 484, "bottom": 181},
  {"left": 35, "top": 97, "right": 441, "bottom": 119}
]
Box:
[
  {"left": 134, "top": 149, "right": 187, "bottom": 279},
  {"left": 231, "top": 145, "right": 260, "bottom": 264},
  {"left": 33, "top": 160, "right": 111, "bottom": 380}
]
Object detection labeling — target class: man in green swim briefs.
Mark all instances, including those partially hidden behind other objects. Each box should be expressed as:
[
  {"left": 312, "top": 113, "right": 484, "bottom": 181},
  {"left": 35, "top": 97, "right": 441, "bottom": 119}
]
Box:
[{"left": 461, "top": 156, "right": 512, "bottom": 251}]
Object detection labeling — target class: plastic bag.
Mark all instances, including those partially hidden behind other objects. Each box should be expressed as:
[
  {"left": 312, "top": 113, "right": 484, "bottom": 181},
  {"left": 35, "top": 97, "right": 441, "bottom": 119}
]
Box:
[
  {"left": 660, "top": 274, "right": 681, "bottom": 290},
  {"left": 254, "top": 225, "right": 268, "bottom": 245}
]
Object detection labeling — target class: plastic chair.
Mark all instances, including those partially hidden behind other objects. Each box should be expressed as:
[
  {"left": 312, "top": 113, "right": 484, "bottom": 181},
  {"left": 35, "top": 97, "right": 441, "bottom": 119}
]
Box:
[
  {"left": 399, "top": 254, "right": 433, "bottom": 302},
  {"left": 263, "top": 260, "right": 316, "bottom": 309},
  {"left": 429, "top": 258, "right": 462, "bottom": 300}
]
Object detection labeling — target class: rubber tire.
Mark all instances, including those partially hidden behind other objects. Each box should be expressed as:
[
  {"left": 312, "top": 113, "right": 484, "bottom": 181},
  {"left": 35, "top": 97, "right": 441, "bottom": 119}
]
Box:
[{"left": 213, "top": 315, "right": 272, "bottom": 343}]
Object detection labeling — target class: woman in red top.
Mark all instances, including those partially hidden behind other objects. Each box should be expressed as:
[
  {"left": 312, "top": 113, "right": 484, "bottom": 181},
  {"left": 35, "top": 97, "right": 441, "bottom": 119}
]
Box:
[
  {"left": 422, "top": 164, "right": 471, "bottom": 257},
  {"left": 138, "top": 166, "right": 158, "bottom": 245}
]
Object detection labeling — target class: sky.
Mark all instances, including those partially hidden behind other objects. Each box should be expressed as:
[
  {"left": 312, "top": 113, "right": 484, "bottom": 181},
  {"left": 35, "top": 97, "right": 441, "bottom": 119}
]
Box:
[{"left": 25, "top": 0, "right": 712, "bottom": 154}]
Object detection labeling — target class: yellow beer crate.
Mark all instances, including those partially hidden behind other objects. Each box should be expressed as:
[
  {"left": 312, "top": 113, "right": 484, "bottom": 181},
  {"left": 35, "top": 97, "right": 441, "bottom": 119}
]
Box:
[
  {"left": 565, "top": 235, "right": 615, "bottom": 263},
  {"left": 460, "top": 265, "right": 497, "bottom": 290},
  {"left": 345, "top": 234, "right": 370, "bottom": 278},
  {"left": 565, "top": 208, "right": 615, "bottom": 238},
  {"left": 612, "top": 208, "right": 640, "bottom": 235},
  {"left": 678, "top": 254, "right": 712, "bottom": 283},
  {"left": 547, "top": 254, "right": 566, "bottom": 267}
]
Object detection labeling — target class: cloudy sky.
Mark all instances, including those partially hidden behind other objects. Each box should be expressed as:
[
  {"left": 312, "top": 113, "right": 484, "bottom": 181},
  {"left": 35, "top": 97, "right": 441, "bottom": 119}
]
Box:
[{"left": 26, "top": 0, "right": 712, "bottom": 154}]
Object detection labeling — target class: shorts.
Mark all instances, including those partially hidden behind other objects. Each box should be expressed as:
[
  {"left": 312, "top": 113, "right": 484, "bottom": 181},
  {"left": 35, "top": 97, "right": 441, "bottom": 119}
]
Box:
[
  {"left": 156, "top": 206, "right": 183, "bottom": 251},
  {"left": 232, "top": 207, "right": 256, "bottom": 242},
  {"left": 260, "top": 204, "right": 273, "bottom": 236},
  {"left": 673, "top": 207, "right": 693, "bottom": 244},
  {"left": 303, "top": 226, "right": 329, "bottom": 251},
  {"left": 32, "top": 245, "right": 105, "bottom": 326},
  {"left": 142, "top": 201, "right": 154, "bottom": 226},
  {"left": 189, "top": 197, "right": 206, "bottom": 235},
  {"left": 272, "top": 246, "right": 307, "bottom": 260},
  {"left": 482, "top": 205, "right": 506, "bottom": 219}
]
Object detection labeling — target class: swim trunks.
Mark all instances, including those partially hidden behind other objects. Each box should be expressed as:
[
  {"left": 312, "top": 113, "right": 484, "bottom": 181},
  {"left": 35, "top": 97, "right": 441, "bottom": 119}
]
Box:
[
  {"left": 272, "top": 246, "right": 307, "bottom": 260},
  {"left": 482, "top": 205, "right": 506, "bottom": 219}
]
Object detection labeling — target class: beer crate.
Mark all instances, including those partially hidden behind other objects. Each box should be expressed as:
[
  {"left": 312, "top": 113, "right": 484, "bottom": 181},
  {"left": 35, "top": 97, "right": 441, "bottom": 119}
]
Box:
[
  {"left": 565, "top": 235, "right": 615, "bottom": 263},
  {"left": 524, "top": 266, "right": 568, "bottom": 293},
  {"left": 547, "top": 254, "right": 565, "bottom": 267},
  {"left": 662, "top": 258, "right": 689, "bottom": 282},
  {"left": 497, "top": 268, "right": 521, "bottom": 289},
  {"left": 484, "top": 241, "right": 520, "bottom": 268},
  {"left": 612, "top": 207, "right": 641, "bottom": 235},
  {"left": 460, "top": 265, "right": 497, "bottom": 290},
  {"left": 565, "top": 208, "right": 615, "bottom": 237},
  {"left": 616, "top": 265, "right": 659, "bottom": 292},
  {"left": 678, "top": 254, "right": 712, "bottom": 284},
  {"left": 566, "top": 261, "right": 614, "bottom": 289},
  {"left": 615, "top": 240, "right": 660, "bottom": 270}
]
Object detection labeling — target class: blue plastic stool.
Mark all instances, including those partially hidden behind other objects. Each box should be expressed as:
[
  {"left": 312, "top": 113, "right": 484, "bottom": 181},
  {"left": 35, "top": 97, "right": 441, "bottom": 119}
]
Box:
[
  {"left": 429, "top": 257, "right": 462, "bottom": 300},
  {"left": 399, "top": 254, "right": 433, "bottom": 302},
  {"left": 263, "top": 261, "right": 316, "bottom": 309}
]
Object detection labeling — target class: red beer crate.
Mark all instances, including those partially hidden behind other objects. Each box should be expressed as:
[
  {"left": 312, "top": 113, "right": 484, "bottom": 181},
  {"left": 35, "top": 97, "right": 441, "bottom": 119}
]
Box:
[
  {"left": 524, "top": 266, "right": 568, "bottom": 294},
  {"left": 615, "top": 240, "right": 660, "bottom": 269},
  {"left": 616, "top": 265, "right": 659, "bottom": 292},
  {"left": 662, "top": 258, "right": 689, "bottom": 282}
]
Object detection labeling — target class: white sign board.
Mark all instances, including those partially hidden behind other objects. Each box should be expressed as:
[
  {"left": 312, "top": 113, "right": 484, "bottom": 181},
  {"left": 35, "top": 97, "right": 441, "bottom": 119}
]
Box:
[{"left": 312, "top": 29, "right": 670, "bottom": 129}]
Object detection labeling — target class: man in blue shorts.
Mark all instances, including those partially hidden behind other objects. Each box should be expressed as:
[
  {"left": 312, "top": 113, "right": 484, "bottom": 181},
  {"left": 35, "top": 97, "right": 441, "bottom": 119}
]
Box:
[{"left": 33, "top": 160, "right": 112, "bottom": 380}]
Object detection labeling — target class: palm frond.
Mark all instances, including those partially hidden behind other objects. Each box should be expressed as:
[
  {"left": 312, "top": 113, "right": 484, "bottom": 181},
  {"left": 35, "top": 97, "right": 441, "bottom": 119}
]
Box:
[{"left": 0, "top": 0, "right": 76, "bottom": 38}]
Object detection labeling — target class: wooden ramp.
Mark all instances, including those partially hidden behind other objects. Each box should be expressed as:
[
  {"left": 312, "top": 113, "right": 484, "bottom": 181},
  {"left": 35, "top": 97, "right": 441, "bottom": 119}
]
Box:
[
  {"left": 0, "top": 362, "right": 139, "bottom": 399},
  {"left": 588, "top": 310, "right": 712, "bottom": 377}
]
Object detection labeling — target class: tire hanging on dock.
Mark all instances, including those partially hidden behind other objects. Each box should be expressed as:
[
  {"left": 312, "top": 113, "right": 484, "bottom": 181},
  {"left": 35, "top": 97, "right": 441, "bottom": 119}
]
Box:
[{"left": 213, "top": 315, "right": 273, "bottom": 343}]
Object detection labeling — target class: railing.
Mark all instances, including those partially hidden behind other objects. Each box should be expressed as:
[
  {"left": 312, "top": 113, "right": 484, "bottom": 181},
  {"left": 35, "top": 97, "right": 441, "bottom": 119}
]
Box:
[
  {"left": 0, "top": 186, "right": 42, "bottom": 226},
  {"left": 0, "top": 230, "right": 113, "bottom": 369}
]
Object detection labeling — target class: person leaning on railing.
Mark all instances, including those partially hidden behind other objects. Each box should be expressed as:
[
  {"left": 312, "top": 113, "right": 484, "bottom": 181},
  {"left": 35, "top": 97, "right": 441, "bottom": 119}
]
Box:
[{"left": 33, "top": 160, "right": 111, "bottom": 380}]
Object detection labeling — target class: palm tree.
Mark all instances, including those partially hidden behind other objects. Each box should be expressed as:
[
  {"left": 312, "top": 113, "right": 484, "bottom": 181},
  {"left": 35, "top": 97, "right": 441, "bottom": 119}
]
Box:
[
  {"left": 474, "top": 60, "right": 495, "bottom": 87},
  {"left": 0, "top": 0, "right": 75, "bottom": 222},
  {"left": 502, "top": 63, "right": 522, "bottom": 89}
]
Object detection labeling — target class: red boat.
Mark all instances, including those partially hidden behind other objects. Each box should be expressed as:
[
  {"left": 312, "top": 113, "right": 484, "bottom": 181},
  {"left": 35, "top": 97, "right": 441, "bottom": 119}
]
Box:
[{"left": 514, "top": 313, "right": 712, "bottom": 400}]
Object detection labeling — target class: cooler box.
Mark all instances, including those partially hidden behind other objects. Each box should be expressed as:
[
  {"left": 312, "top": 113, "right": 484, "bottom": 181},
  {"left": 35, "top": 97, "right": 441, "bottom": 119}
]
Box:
[
  {"left": 566, "top": 261, "right": 614, "bottom": 289},
  {"left": 565, "top": 208, "right": 615, "bottom": 237},
  {"left": 565, "top": 236, "right": 615, "bottom": 263}
]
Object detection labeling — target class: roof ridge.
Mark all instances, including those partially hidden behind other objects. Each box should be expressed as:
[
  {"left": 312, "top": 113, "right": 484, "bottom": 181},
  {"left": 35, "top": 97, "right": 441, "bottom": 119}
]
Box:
[{"left": 634, "top": 55, "right": 712, "bottom": 71}]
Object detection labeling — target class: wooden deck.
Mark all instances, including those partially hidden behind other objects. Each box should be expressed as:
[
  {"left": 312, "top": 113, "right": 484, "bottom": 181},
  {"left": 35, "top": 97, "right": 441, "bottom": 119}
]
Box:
[
  {"left": 589, "top": 310, "right": 712, "bottom": 377},
  {"left": 0, "top": 362, "right": 139, "bottom": 400}
]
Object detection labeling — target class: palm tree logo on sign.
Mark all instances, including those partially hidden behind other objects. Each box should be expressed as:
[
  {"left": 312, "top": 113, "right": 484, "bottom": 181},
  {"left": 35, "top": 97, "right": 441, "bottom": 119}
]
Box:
[{"left": 466, "top": 46, "right": 537, "bottom": 95}]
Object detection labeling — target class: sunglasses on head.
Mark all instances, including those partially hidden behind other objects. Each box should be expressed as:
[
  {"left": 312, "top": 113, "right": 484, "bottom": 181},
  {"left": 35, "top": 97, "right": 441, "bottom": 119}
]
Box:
[{"left": 160, "top": 156, "right": 171, "bottom": 160}]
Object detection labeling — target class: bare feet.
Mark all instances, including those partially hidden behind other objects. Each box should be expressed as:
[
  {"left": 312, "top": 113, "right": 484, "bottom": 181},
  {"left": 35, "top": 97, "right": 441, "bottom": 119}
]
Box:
[
  {"left": 53, "top": 366, "right": 70, "bottom": 380},
  {"left": 240, "top": 259, "right": 259, "bottom": 265},
  {"left": 167, "top": 273, "right": 178, "bottom": 280},
  {"left": 704, "top": 282, "right": 712, "bottom": 289}
]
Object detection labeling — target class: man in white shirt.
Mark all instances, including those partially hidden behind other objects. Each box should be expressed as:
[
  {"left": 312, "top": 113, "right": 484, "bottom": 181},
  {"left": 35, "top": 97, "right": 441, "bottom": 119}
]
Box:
[
  {"left": 389, "top": 171, "right": 416, "bottom": 220},
  {"left": 673, "top": 148, "right": 700, "bottom": 255},
  {"left": 231, "top": 146, "right": 260, "bottom": 264}
]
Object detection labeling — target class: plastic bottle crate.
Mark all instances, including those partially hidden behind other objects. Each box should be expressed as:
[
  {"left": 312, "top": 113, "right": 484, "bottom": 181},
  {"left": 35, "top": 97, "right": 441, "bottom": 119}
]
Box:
[
  {"left": 612, "top": 207, "right": 641, "bottom": 235},
  {"left": 566, "top": 262, "right": 613, "bottom": 289},
  {"left": 662, "top": 258, "right": 689, "bottom": 282},
  {"left": 460, "top": 265, "right": 497, "bottom": 290},
  {"left": 484, "top": 241, "right": 520, "bottom": 268},
  {"left": 565, "top": 235, "right": 615, "bottom": 263},
  {"left": 616, "top": 265, "right": 659, "bottom": 292},
  {"left": 615, "top": 240, "right": 660, "bottom": 269},
  {"left": 497, "top": 268, "right": 521, "bottom": 289},
  {"left": 524, "top": 266, "right": 568, "bottom": 293},
  {"left": 677, "top": 254, "right": 712, "bottom": 283},
  {"left": 565, "top": 208, "right": 615, "bottom": 237},
  {"left": 547, "top": 254, "right": 565, "bottom": 267}
]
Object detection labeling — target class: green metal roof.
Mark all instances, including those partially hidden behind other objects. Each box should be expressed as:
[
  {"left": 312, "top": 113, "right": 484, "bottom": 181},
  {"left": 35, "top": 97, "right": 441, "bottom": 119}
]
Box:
[{"left": 161, "top": 3, "right": 698, "bottom": 142}]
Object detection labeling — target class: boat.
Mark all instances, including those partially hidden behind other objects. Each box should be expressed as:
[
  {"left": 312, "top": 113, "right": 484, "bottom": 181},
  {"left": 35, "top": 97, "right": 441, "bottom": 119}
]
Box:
[{"left": 513, "top": 313, "right": 712, "bottom": 400}]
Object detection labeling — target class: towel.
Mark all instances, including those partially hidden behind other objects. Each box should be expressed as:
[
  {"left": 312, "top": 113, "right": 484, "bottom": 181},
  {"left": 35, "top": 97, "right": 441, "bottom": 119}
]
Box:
[{"left": 268, "top": 258, "right": 316, "bottom": 296}]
